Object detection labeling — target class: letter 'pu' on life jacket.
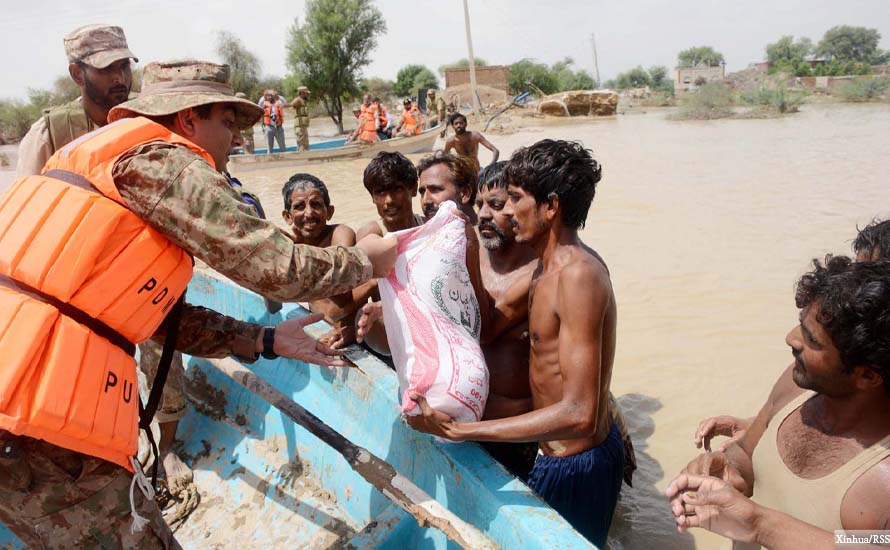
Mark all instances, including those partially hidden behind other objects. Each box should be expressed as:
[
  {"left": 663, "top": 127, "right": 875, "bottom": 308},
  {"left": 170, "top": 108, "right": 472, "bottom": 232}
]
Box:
[{"left": 0, "top": 117, "right": 210, "bottom": 471}]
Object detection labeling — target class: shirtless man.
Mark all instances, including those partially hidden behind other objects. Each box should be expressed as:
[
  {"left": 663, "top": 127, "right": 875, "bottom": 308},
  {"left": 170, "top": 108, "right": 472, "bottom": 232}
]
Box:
[
  {"left": 281, "top": 173, "right": 357, "bottom": 347},
  {"left": 356, "top": 151, "right": 425, "bottom": 239},
  {"left": 692, "top": 218, "right": 890, "bottom": 453},
  {"left": 669, "top": 256, "right": 890, "bottom": 549},
  {"left": 444, "top": 113, "right": 499, "bottom": 174},
  {"left": 408, "top": 140, "right": 624, "bottom": 547}
]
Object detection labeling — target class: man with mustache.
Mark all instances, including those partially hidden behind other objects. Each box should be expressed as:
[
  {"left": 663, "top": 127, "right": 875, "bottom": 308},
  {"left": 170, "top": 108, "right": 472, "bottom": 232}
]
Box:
[
  {"left": 407, "top": 140, "right": 624, "bottom": 547},
  {"left": 16, "top": 24, "right": 137, "bottom": 178},
  {"left": 418, "top": 152, "right": 478, "bottom": 224},
  {"left": 668, "top": 256, "right": 890, "bottom": 549},
  {"left": 443, "top": 112, "right": 499, "bottom": 174}
]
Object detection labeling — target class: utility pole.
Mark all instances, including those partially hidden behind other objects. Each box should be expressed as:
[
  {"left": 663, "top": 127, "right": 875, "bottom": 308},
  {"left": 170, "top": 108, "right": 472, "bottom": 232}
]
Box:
[
  {"left": 590, "top": 33, "right": 601, "bottom": 87},
  {"left": 463, "top": 0, "right": 482, "bottom": 112}
]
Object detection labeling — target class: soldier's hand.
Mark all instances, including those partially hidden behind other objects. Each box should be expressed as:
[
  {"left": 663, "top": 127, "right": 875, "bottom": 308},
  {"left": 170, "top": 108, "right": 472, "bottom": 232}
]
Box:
[
  {"left": 271, "top": 313, "right": 346, "bottom": 367},
  {"left": 356, "top": 234, "right": 397, "bottom": 278}
]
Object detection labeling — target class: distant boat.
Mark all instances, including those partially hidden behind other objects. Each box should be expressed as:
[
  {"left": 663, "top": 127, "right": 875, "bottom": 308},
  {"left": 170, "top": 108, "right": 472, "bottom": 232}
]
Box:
[{"left": 232, "top": 127, "right": 440, "bottom": 169}]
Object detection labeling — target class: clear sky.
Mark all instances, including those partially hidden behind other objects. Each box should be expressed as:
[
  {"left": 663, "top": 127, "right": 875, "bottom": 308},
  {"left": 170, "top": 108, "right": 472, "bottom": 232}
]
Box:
[{"left": 1, "top": 0, "right": 889, "bottom": 99}]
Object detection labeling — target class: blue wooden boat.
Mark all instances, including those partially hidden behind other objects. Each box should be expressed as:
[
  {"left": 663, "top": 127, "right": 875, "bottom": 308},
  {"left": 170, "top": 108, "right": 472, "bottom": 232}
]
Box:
[
  {"left": 0, "top": 272, "right": 596, "bottom": 549},
  {"left": 231, "top": 127, "right": 440, "bottom": 170}
]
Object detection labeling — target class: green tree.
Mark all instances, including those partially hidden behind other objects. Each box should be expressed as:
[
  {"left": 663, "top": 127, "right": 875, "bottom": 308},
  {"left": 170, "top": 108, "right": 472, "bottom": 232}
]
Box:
[
  {"left": 286, "top": 0, "right": 386, "bottom": 133},
  {"left": 508, "top": 58, "right": 558, "bottom": 95},
  {"left": 614, "top": 66, "right": 651, "bottom": 89},
  {"left": 816, "top": 25, "right": 884, "bottom": 64},
  {"left": 215, "top": 30, "right": 261, "bottom": 97},
  {"left": 677, "top": 46, "right": 724, "bottom": 68},
  {"left": 766, "top": 35, "right": 813, "bottom": 64},
  {"left": 394, "top": 65, "right": 433, "bottom": 97},
  {"left": 550, "top": 57, "right": 596, "bottom": 91},
  {"left": 361, "top": 77, "right": 395, "bottom": 100},
  {"left": 438, "top": 57, "right": 489, "bottom": 76},
  {"left": 411, "top": 67, "right": 439, "bottom": 93}
]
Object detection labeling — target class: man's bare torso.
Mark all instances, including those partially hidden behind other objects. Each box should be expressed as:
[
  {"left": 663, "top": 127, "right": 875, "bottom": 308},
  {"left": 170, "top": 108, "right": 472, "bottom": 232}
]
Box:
[
  {"left": 529, "top": 244, "right": 616, "bottom": 456},
  {"left": 480, "top": 252, "right": 536, "bottom": 399},
  {"left": 449, "top": 133, "right": 481, "bottom": 163}
]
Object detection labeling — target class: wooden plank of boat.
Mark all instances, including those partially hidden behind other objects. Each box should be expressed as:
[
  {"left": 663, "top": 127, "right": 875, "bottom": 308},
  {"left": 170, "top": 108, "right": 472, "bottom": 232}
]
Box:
[{"left": 230, "top": 128, "right": 440, "bottom": 171}]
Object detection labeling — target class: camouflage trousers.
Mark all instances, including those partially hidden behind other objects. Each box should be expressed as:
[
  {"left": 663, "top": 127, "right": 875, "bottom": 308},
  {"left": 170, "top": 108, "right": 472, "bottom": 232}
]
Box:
[
  {"left": 0, "top": 434, "right": 180, "bottom": 549},
  {"left": 295, "top": 125, "right": 309, "bottom": 151},
  {"left": 138, "top": 341, "right": 187, "bottom": 424}
]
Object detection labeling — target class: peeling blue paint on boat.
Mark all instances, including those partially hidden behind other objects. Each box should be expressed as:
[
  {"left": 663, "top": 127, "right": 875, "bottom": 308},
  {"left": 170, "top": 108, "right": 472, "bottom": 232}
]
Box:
[{"left": 0, "top": 272, "right": 595, "bottom": 549}]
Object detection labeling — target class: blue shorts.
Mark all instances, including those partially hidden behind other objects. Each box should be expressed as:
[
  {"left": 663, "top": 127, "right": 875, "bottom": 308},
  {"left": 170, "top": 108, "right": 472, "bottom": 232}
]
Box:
[{"left": 527, "top": 423, "right": 624, "bottom": 548}]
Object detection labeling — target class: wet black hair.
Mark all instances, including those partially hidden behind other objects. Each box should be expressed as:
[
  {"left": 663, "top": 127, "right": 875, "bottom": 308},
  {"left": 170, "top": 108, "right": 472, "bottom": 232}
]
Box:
[
  {"left": 478, "top": 161, "right": 508, "bottom": 193},
  {"left": 449, "top": 112, "right": 467, "bottom": 126},
  {"left": 363, "top": 151, "right": 418, "bottom": 195},
  {"left": 853, "top": 219, "right": 890, "bottom": 259},
  {"left": 282, "top": 173, "right": 331, "bottom": 210},
  {"left": 795, "top": 255, "right": 890, "bottom": 392},
  {"left": 417, "top": 152, "right": 478, "bottom": 204},
  {"left": 503, "top": 139, "right": 602, "bottom": 230}
]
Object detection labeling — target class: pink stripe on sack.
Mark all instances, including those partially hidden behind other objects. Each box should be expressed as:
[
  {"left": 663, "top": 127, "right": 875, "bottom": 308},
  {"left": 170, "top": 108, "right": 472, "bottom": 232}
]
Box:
[{"left": 387, "top": 229, "right": 441, "bottom": 412}]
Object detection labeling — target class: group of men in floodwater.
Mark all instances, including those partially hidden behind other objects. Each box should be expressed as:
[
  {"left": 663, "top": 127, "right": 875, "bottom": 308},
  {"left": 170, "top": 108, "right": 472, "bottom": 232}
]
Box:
[{"left": 1, "top": 22, "right": 888, "bottom": 550}]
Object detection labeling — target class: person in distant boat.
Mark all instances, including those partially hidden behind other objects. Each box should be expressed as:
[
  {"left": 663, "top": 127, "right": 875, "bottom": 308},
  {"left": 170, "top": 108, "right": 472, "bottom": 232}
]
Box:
[
  {"left": 258, "top": 89, "right": 287, "bottom": 153},
  {"left": 669, "top": 255, "right": 890, "bottom": 549},
  {"left": 373, "top": 97, "right": 391, "bottom": 140},
  {"left": 346, "top": 94, "right": 379, "bottom": 144},
  {"left": 404, "top": 140, "right": 624, "bottom": 547},
  {"left": 692, "top": 218, "right": 890, "bottom": 453},
  {"left": 444, "top": 112, "right": 499, "bottom": 174},
  {"left": 395, "top": 97, "right": 423, "bottom": 137}
]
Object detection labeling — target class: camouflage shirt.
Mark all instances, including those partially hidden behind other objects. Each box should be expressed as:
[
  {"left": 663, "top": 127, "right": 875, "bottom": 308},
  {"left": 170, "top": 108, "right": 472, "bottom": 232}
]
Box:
[{"left": 113, "top": 142, "right": 373, "bottom": 358}]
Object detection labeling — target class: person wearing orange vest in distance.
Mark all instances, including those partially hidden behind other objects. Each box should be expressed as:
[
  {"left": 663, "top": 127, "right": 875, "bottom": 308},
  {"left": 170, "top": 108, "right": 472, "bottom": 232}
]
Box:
[
  {"left": 0, "top": 59, "right": 396, "bottom": 548},
  {"left": 258, "top": 88, "right": 286, "bottom": 153},
  {"left": 373, "top": 97, "right": 391, "bottom": 140},
  {"left": 346, "top": 93, "right": 378, "bottom": 144},
  {"left": 395, "top": 97, "right": 423, "bottom": 137}
]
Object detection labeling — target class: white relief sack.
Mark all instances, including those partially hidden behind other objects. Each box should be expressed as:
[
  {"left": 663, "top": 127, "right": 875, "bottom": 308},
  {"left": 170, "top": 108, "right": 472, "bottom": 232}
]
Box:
[{"left": 378, "top": 201, "right": 489, "bottom": 423}]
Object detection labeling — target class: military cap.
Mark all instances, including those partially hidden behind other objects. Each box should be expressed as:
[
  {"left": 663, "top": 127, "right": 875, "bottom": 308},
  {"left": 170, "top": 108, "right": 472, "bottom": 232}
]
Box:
[
  {"left": 297, "top": 86, "right": 310, "bottom": 94},
  {"left": 64, "top": 24, "right": 137, "bottom": 69},
  {"left": 108, "top": 60, "right": 263, "bottom": 129}
]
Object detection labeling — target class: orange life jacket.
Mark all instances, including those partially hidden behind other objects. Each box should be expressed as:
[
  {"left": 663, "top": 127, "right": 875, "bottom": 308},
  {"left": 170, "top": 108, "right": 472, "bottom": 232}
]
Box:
[
  {"left": 402, "top": 106, "right": 423, "bottom": 135},
  {"left": 0, "top": 117, "right": 208, "bottom": 471},
  {"left": 376, "top": 105, "right": 388, "bottom": 131},
  {"left": 263, "top": 101, "right": 284, "bottom": 126},
  {"left": 358, "top": 104, "right": 378, "bottom": 143}
]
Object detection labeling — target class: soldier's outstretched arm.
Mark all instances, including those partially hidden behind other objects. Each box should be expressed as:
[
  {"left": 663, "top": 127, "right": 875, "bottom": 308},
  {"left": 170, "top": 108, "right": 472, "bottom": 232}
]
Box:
[{"left": 113, "top": 143, "right": 395, "bottom": 303}]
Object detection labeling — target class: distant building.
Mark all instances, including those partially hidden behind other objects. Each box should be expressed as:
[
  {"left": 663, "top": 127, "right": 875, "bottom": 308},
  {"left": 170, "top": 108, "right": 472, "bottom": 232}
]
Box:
[
  {"left": 752, "top": 61, "right": 771, "bottom": 73},
  {"left": 675, "top": 62, "right": 726, "bottom": 94},
  {"left": 444, "top": 65, "right": 510, "bottom": 94}
]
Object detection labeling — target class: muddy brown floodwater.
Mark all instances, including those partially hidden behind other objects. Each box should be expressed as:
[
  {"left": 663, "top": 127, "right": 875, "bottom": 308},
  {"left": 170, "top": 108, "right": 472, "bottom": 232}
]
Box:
[
  {"left": 1, "top": 102, "right": 887, "bottom": 548},
  {"left": 231, "top": 102, "right": 890, "bottom": 549}
]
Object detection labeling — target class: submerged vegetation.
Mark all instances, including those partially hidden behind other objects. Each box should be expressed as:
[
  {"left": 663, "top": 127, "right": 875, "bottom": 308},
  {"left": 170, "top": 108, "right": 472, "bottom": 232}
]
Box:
[{"left": 674, "top": 83, "right": 734, "bottom": 120}]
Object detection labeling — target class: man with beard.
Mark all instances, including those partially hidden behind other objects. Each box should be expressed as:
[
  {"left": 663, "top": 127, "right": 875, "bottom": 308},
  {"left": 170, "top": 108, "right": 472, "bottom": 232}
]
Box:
[
  {"left": 407, "top": 140, "right": 624, "bottom": 547},
  {"left": 669, "top": 257, "right": 890, "bottom": 549},
  {"left": 16, "top": 24, "right": 137, "bottom": 177},
  {"left": 443, "top": 112, "right": 499, "bottom": 174}
]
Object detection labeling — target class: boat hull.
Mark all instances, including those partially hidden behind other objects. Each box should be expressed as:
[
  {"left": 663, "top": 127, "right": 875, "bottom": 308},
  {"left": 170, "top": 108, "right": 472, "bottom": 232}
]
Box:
[
  {"left": 231, "top": 128, "right": 440, "bottom": 171},
  {"left": 0, "top": 272, "right": 596, "bottom": 549}
]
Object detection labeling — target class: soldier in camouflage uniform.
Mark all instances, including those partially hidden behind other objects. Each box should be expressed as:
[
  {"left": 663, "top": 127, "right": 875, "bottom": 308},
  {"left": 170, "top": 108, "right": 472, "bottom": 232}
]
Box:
[
  {"left": 290, "top": 86, "right": 311, "bottom": 151},
  {"left": 0, "top": 59, "right": 396, "bottom": 548},
  {"left": 16, "top": 24, "right": 138, "bottom": 178}
]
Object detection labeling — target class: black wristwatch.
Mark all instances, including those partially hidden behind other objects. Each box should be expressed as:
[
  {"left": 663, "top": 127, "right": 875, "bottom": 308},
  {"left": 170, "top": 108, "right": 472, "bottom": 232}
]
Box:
[{"left": 261, "top": 327, "right": 278, "bottom": 359}]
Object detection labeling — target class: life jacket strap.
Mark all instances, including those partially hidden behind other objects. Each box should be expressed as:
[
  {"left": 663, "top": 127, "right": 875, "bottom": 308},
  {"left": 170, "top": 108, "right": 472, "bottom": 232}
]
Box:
[{"left": 0, "top": 274, "right": 136, "bottom": 356}]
